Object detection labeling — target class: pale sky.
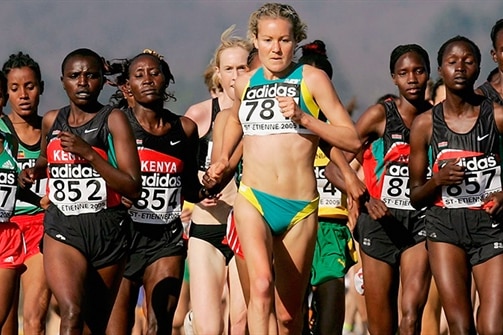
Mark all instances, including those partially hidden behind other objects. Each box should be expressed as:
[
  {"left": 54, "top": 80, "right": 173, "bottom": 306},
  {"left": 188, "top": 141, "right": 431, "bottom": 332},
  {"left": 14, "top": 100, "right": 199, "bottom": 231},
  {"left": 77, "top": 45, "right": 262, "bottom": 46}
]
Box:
[{"left": 1, "top": 0, "right": 501, "bottom": 119}]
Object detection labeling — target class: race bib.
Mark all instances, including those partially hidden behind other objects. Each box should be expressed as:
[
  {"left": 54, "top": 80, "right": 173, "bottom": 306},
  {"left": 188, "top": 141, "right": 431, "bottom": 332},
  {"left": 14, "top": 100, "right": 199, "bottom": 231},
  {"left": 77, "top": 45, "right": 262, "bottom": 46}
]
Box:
[
  {"left": 0, "top": 170, "right": 17, "bottom": 222},
  {"left": 129, "top": 182, "right": 182, "bottom": 224},
  {"left": 441, "top": 156, "right": 501, "bottom": 208},
  {"left": 381, "top": 163, "right": 413, "bottom": 210},
  {"left": 240, "top": 82, "right": 313, "bottom": 136},
  {"left": 315, "top": 165, "right": 342, "bottom": 208},
  {"left": 130, "top": 148, "right": 184, "bottom": 224},
  {"left": 48, "top": 170, "right": 107, "bottom": 215}
]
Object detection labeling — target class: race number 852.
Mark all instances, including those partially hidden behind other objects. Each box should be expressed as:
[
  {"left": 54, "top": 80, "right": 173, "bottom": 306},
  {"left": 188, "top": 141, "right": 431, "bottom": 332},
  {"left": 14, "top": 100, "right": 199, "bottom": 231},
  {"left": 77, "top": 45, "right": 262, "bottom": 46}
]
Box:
[{"left": 50, "top": 179, "right": 104, "bottom": 202}]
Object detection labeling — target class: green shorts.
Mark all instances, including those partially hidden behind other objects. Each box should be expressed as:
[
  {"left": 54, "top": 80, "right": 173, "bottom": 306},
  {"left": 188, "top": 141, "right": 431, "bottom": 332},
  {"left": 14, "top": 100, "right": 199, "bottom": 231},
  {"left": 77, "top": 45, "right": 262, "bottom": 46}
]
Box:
[
  {"left": 183, "top": 258, "right": 190, "bottom": 282},
  {"left": 311, "top": 218, "right": 357, "bottom": 286}
]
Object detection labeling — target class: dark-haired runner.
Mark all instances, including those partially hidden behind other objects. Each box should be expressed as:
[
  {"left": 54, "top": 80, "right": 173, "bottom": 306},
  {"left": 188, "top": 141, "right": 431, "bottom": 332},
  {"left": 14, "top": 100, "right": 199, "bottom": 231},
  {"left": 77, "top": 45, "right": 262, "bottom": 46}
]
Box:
[{"left": 19, "top": 48, "right": 142, "bottom": 334}]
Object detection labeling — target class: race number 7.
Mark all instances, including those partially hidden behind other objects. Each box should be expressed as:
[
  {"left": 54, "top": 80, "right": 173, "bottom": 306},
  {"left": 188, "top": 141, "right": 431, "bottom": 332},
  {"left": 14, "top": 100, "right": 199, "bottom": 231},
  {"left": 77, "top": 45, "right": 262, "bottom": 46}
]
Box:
[{"left": 245, "top": 100, "right": 283, "bottom": 121}]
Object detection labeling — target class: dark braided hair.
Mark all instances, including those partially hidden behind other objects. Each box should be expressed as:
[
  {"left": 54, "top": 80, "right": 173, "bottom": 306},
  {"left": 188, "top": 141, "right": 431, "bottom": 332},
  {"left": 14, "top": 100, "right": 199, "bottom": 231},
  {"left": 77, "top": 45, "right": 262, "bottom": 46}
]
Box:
[
  {"left": 125, "top": 50, "right": 176, "bottom": 102},
  {"left": 104, "top": 58, "right": 129, "bottom": 109},
  {"left": 2, "top": 51, "right": 43, "bottom": 84},
  {"left": 298, "top": 40, "right": 333, "bottom": 79},
  {"left": 389, "top": 44, "right": 430, "bottom": 76}
]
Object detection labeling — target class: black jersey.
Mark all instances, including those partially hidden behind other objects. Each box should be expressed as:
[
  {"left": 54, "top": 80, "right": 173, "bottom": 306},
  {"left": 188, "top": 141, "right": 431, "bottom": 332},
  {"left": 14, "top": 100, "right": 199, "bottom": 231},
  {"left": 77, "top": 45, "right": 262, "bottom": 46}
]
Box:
[
  {"left": 197, "top": 97, "right": 220, "bottom": 171},
  {"left": 362, "top": 100, "right": 414, "bottom": 210},
  {"left": 48, "top": 105, "right": 114, "bottom": 149},
  {"left": 430, "top": 99, "right": 502, "bottom": 208},
  {"left": 477, "top": 82, "right": 503, "bottom": 105},
  {"left": 125, "top": 108, "right": 200, "bottom": 224},
  {"left": 46, "top": 105, "right": 122, "bottom": 215}
]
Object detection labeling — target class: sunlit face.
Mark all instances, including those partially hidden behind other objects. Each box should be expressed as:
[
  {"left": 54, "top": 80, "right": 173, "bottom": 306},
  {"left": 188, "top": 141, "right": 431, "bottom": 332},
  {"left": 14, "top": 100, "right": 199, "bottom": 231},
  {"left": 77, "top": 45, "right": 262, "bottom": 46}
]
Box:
[
  {"left": 491, "top": 29, "right": 503, "bottom": 73},
  {"left": 254, "top": 17, "right": 295, "bottom": 77},
  {"left": 391, "top": 52, "right": 429, "bottom": 102},
  {"left": 216, "top": 46, "right": 249, "bottom": 100},
  {"left": 61, "top": 55, "right": 104, "bottom": 106},
  {"left": 7, "top": 67, "right": 42, "bottom": 117},
  {"left": 127, "top": 54, "right": 166, "bottom": 105},
  {"left": 439, "top": 41, "right": 479, "bottom": 91}
]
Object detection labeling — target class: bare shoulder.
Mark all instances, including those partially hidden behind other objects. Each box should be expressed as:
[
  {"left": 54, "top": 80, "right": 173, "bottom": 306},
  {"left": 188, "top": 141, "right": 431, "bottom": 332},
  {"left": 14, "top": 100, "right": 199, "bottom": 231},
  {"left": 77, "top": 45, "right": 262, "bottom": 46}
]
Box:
[
  {"left": 357, "top": 103, "right": 387, "bottom": 129},
  {"left": 301, "top": 63, "right": 329, "bottom": 84},
  {"left": 354, "top": 103, "right": 387, "bottom": 139},
  {"left": 411, "top": 109, "right": 433, "bottom": 131},
  {"left": 185, "top": 98, "right": 212, "bottom": 119},
  {"left": 42, "top": 109, "right": 60, "bottom": 128},
  {"left": 362, "top": 103, "right": 386, "bottom": 121},
  {"left": 43, "top": 109, "right": 59, "bottom": 119},
  {"left": 108, "top": 107, "right": 129, "bottom": 125},
  {"left": 179, "top": 115, "right": 198, "bottom": 138},
  {"left": 109, "top": 107, "right": 127, "bottom": 117},
  {"left": 215, "top": 107, "right": 232, "bottom": 120}
]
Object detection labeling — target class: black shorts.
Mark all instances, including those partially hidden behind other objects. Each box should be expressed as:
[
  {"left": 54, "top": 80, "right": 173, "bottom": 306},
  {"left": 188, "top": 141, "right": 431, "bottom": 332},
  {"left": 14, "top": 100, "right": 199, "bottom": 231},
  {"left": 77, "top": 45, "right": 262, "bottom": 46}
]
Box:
[
  {"left": 426, "top": 206, "right": 503, "bottom": 265},
  {"left": 354, "top": 208, "right": 426, "bottom": 266},
  {"left": 124, "top": 218, "right": 186, "bottom": 282},
  {"left": 44, "top": 205, "right": 131, "bottom": 269},
  {"left": 189, "top": 222, "right": 234, "bottom": 264}
]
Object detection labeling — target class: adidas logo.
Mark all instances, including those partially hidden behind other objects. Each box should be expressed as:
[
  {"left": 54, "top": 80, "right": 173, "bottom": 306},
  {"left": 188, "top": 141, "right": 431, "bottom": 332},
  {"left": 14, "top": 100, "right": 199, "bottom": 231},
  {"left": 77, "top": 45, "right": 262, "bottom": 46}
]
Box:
[{"left": 1, "top": 160, "right": 14, "bottom": 169}]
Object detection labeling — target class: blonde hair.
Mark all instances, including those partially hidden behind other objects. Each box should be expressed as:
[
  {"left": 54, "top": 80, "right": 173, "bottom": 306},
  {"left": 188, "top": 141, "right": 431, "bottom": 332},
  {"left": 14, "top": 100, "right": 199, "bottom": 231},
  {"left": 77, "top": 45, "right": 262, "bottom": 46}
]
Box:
[
  {"left": 208, "top": 25, "right": 253, "bottom": 90},
  {"left": 248, "top": 3, "right": 307, "bottom": 43},
  {"left": 213, "top": 25, "right": 253, "bottom": 68}
]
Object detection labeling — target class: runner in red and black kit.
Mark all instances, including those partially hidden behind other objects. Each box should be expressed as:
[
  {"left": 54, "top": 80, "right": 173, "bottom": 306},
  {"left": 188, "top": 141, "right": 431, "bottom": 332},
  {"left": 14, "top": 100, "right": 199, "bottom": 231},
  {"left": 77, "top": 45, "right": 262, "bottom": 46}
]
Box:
[
  {"left": 478, "top": 81, "right": 503, "bottom": 105},
  {"left": 106, "top": 51, "right": 215, "bottom": 335},
  {"left": 410, "top": 36, "right": 503, "bottom": 335},
  {"left": 19, "top": 48, "right": 142, "bottom": 335},
  {"left": 327, "top": 44, "right": 433, "bottom": 335},
  {"left": 477, "top": 19, "right": 503, "bottom": 106}
]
